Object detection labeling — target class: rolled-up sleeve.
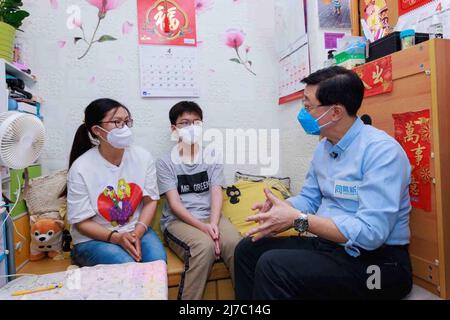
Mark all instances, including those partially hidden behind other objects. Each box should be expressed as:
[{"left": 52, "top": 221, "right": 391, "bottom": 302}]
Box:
[
  {"left": 286, "top": 163, "right": 322, "bottom": 214},
  {"left": 331, "top": 140, "right": 411, "bottom": 257}
]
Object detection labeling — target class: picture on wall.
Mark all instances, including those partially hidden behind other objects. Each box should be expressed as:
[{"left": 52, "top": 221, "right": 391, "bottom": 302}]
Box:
[
  {"left": 318, "top": 0, "right": 352, "bottom": 29},
  {"left": 362, "top": 0, "right": 390, "bottom": 41},
  {"left": 137, "top": 0, "right": 197, "bottom": 46}
]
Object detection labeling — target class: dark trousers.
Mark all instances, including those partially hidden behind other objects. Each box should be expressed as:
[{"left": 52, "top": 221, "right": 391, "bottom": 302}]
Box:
[{"left": 234, "top": 236, "right": 413, "bottom": 300}]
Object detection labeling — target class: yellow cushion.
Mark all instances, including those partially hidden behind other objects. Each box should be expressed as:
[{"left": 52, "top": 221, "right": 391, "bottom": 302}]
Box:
[
  {"left": 151, "top": 197, "right": 166, "bottom": 242},
  {"left": 222, "top": 180, "right": 298, "bottom": 237}
]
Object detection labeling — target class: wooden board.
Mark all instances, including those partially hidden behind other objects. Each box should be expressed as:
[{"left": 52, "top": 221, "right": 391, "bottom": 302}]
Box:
[
  {"left": 357, "top": 40, "right": 444, "bottom": 295},
  {"left": 19, "top": 257, "right": 72, "bottom": 275},
  {"left": 217, "top": 279, "right": 235, "bottom": 300},
  {"left": 202, "top": 281, "right": 217, "bottom": 300},
  {"left": 430, "top": 39, "right": 450, "bottom": 299}
]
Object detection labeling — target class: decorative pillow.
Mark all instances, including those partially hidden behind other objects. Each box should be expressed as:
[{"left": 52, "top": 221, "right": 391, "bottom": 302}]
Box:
[
  {"left": 24, "top": 170, "right": 70, "bottom": 259},
  {"left": 23, "top": 170, "right": 67, "bottom": 216},
  {"left": 223, "top": 180, "right": 298, "bottom": 237},
  {"left": 234, "top": 171, "right": 291, "bottom": 198}
]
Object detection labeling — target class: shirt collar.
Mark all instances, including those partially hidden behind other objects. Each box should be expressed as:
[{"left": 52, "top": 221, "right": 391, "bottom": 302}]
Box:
[{"left": 327, "top": 117, "right": 364, "bottom": 154}]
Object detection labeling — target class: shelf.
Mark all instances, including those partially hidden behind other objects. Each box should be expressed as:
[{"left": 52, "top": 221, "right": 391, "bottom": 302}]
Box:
[{"left": 1, "top": 59, "right": 36, "bottom": 86}]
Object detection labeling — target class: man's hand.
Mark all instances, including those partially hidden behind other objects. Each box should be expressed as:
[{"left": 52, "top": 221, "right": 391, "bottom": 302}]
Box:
[
  {"left": 251, "top": 196, "right": 273, "bottom": 214},
  {"left": 200, "top": 222, "right": 221, "bottom": 259},
  {"left": 246, "top": 188, "right": 300, "bottom": 241},
  {"left": 200, "top": 222, "right": 218, "bottom": 240}
]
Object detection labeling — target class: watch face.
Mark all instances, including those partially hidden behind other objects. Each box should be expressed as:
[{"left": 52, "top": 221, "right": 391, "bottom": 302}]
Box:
[{"left": 294, "top": 216, "right": 308, "bottom": 233}]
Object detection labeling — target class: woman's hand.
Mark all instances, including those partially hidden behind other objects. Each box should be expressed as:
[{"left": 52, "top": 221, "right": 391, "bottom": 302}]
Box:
[{"left": 111, "top": 232, "right": 142, "bottom": 262}]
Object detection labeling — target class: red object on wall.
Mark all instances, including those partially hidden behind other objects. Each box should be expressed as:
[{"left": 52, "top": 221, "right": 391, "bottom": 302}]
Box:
[
  {"left": 392, "top": 109, "right": 432, "bottom": 212},
  {"left": 353, "top": 56, "right": 393, "bottom": 98},
  {"left": 398, "top": 0, "right": 433, "bottom": 16},
  {"left": 278, "top": 90, "right": 305, "bottom": 105},
  {"left": 137, "top": 0, "right": 197, "bottom": 46}
]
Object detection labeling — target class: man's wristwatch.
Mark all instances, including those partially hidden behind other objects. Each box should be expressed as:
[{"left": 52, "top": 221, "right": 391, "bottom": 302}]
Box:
[{"left": 293, "top": 213, "right": 309, "bottom": 233}]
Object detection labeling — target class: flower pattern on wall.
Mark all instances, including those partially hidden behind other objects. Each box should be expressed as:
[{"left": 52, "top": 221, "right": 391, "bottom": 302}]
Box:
[
  {"left": 195, "top": 0, "right": 214, "bottom": 13},
  {"left": 225, "top": 29, "right": 255, "bottom": 76},
  {"left": 75, "top": 0, "right": 126, "bottom": 60}
]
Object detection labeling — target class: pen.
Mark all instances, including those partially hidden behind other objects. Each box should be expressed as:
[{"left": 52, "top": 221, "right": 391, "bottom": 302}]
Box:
[{"left": 12, "top": 283, "right": 63, "bottom": 296}]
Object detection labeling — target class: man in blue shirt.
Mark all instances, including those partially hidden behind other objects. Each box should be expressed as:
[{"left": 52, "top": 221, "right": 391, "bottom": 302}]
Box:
[{"left": 234, "top": 66, "right": 413, "bottom": 300}]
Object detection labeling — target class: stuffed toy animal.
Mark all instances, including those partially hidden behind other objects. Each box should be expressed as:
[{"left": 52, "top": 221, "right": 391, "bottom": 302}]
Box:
[{"left": 30, "top": 216, "right": 64, "bottom": 261}]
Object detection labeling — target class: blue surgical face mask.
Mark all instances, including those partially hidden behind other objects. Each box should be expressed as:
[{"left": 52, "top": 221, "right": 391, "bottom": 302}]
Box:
[{"left": 297, "top": 106, "right": 334, "bottom": 135}]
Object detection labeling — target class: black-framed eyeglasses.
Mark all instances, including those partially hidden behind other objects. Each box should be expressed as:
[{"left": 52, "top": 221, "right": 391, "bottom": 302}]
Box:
[
  {"left": 175, "top": 120, "right": 203, "bottom": 128},
  {"left": 301, "top": 100, "right": 329, "bottom": 113},
  {"left": 100, "top": 119, "right": 134, "bottom": 128}
]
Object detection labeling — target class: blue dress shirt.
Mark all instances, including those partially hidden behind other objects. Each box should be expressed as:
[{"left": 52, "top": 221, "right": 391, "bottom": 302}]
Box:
[{"left": 287, "top": 117, "right": 411, "bottom": 257}]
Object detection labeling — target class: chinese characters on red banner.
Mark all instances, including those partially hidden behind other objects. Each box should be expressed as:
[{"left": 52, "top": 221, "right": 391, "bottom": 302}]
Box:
[
  {"left": 353, "top": 56, "right": 393, "bottom": 98},
  {"left": 393, "top": 109, "right": 432, "bottom": 212},
  {"left": 398, "top": 0, "right": 433, "bottom": 16},
  {"left": 137, "top": 0, "right": 197, "bottom": 46}
]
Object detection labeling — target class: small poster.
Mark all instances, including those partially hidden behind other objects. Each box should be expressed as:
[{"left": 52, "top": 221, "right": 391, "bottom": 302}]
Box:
[
  {"left": 362, "top": 0, "right": 390, "bottom": 41},
  {"left": 324, "top": 32, "right": 346, "bottom": 49},
  {"left": 139, "top": 45, "right": 199, "bottom": 97},
  {"left": 318, "top": 0, "right": 352, "bottom": 29},
  {"left": 393, "top": 109, "right": 432, "bottom": 212},
  {"left": 137, "top": 0, "right": 197, "bottom": 46},
  {"left": 353, "top": 56, "right": 393, "bottom": 97}
]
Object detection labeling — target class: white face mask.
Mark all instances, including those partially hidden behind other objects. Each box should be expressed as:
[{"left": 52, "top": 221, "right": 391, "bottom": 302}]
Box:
[
  {"left": 96, "top": 125, "right": 133, "bottom": 149},
  {"left": 176, "top": 124, "right": 202, "bottom": 145}
]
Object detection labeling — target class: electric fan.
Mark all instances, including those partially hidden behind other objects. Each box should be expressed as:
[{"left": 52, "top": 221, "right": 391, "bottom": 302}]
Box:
[
  {"left": 0, "top": 111, "right": 45, "bottom": 286},
  {"left": 0, "top": 111, "right": 45, "bottom": 170}
]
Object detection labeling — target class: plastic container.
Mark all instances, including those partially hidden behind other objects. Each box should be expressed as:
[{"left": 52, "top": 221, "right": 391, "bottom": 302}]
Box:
[
  {"left": 324, "top": 50, "right": 336, "bottom": 68},
  {"left": 400, "top": 29, "right": 415, "bottom": 50}
]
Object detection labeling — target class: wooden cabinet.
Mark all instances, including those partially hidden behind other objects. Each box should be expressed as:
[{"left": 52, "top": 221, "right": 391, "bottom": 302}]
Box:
[{"left": 358, "top": 39, "right": 450, "bottom": 298}]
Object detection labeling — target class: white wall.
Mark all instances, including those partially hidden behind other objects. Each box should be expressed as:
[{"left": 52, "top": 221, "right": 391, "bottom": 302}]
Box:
[
  {"left": 17, "top": 0, "right": 349, "bottom": 194},
  {"left": 278, "top": 0, "right": 352, "bottom": 193}
]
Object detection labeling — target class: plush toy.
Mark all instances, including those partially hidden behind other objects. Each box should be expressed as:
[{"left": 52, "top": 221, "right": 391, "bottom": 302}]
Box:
[{"left": 30, "top": 216, "right": 64, "bottom": 261}]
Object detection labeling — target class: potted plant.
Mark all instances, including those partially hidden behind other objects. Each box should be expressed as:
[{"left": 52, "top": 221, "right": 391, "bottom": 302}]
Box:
[{"left": 0, "top": 0, "right": 29, "bottom": 62}]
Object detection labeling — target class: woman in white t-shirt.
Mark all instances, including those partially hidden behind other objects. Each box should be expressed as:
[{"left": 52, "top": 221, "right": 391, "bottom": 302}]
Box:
[{"left": 65, "top": 98, "right": 166, "bottom": 266}]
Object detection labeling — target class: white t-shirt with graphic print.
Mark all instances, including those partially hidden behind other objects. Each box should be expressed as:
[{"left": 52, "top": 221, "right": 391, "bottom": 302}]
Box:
[{"left": 67, "top": 145, "right": 160, "bottom": 245}]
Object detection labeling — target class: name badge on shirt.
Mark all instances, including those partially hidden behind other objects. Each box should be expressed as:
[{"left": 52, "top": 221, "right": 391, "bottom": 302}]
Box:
[{"left": 334, "top": 180, "right": 361, "bottom": 201}]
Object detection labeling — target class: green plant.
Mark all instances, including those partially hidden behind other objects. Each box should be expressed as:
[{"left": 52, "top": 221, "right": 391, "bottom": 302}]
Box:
[{"left": 0, "top": 0, "right": 30, "bottom": 30}]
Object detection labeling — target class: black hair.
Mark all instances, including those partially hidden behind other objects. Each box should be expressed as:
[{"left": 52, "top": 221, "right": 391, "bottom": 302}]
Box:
[
  {"left": 169, "top": 101, "right": 203, "bottom": 125},
  {"left": 301, "top": 66, "right": 364, "bottom": 116},
  {"left": 60, "top": 98, "right": 130, "bottom": 197}
]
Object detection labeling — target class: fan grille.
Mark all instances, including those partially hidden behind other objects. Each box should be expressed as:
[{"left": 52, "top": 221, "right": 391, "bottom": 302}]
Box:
[{"left": 0, "top": 112, "right": 46, "bottom": 169}]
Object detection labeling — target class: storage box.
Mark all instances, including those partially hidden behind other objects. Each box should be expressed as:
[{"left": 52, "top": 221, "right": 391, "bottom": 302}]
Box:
[{"left": 368, "top": 32, "right": 430, "bottom": 62}]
